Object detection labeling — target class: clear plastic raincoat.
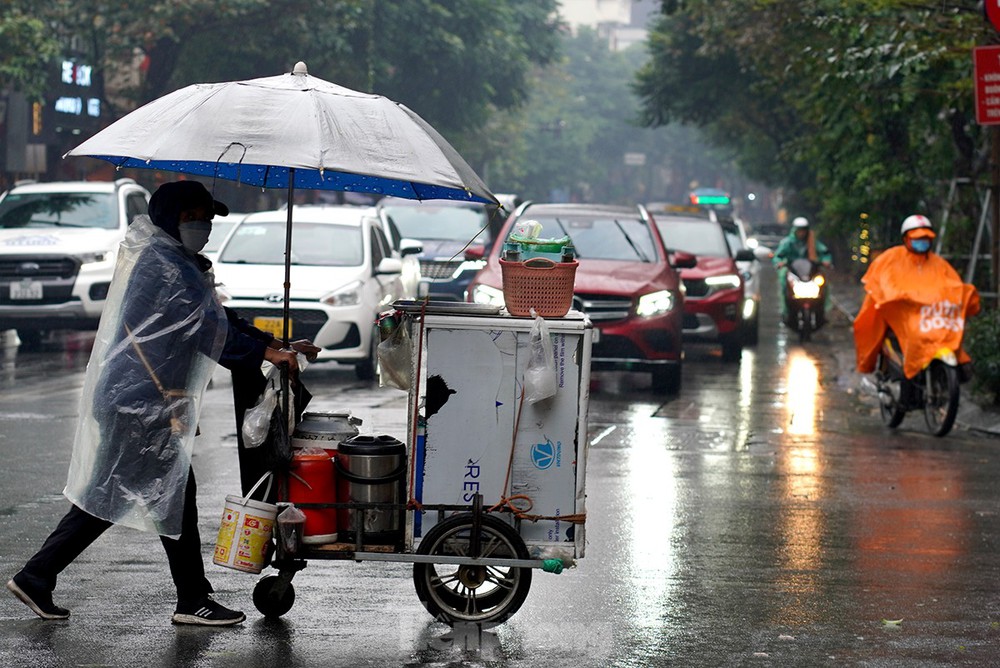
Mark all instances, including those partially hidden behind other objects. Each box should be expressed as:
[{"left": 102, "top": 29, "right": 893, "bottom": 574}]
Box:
[
  {"left": 64, "top": 216, "right": 228, "bottom": 537},
  {"left": 854, "top": 245, "right": 980, "bottom": 379}
]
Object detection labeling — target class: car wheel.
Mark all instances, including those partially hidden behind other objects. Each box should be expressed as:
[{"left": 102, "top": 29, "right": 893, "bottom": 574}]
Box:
[
  {"left": 16, "top": 329, "right": 43, "bottom": 350},
  {"left": 720, "top": 334, "right": 742, "bottom": 362},
  {"left": 355, "top": 326, "right": 379, "bottom": 381},
  {"left": 651, "top": 365, "right": 681, "bottom": 394},
  {"left": 741, "top": 314, "right": 759, "bottom": 347}
]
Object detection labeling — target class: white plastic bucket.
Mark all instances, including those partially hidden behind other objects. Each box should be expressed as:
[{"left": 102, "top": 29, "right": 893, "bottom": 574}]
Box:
[{"left": 213, "top": 474, "right": 277, "bottom": 574}]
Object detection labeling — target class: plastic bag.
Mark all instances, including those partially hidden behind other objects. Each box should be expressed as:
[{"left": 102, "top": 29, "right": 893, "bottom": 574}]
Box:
[
  {"left": 242, "top": 369, "right": 279, "bottom": 448},
  {"left": 242, "top": 352, "right": 309, "bottom": 448},
  {"left": 276, "top": 503, "right": 307, "bottom": 555},
  {"left": 377, "top": 317, "right": 412, "bottom": 390},
  {"left": 524, "top": 310, "right": 557, "bottom": 403}
]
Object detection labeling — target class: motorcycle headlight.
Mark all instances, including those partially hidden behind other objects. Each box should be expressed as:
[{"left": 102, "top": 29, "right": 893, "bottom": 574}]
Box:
[
  {"left": 704, "top": 274, "right": 741, "bottom": 290},
  {"left": 320, "top": 280, "right": 363, "bottom": 306},
  {"left": 471, "top": 283, "right": 505, "bottom": 307},
  {"left": 791, "top": 279, "right": 822, "bottom": 299},
  {"left": 636, "top": 290, "right": 674, "bottom": 317}
]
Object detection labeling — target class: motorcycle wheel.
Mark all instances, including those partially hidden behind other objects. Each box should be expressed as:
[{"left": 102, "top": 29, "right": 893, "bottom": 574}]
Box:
[
  {"left": 797, "top": 305, "right": 811, "bottom": 343},
  {"left": 924, "top": 361, "right": 960, "bottom": 437},
  {"left": 877, "top": 356, "right": 905, "bottom": 429}
]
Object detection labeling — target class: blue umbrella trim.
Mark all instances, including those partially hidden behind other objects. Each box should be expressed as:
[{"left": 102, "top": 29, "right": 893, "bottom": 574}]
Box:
[{"left": 91, "top": 155, "right": 494, "bottom": 204}]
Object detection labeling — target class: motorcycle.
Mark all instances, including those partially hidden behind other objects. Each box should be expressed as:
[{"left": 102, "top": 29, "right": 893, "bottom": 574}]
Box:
[
  {"left": 875, "top": 334, "right": 963, "bottom": 437},
  {"left": 783, "top": 258, "right": 827, "bottom": 342}
]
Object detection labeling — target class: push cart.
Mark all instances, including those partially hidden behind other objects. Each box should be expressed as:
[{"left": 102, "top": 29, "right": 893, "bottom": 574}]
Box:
[{"left": 251, "top": 303, "right": 593, "bottom": 626}]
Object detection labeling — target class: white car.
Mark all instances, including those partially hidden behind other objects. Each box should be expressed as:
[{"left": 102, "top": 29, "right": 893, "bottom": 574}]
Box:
[
  {"left": 213, "top": 206, "right": 407, "bottom": 379},
  {"left": 0, "top": 178, "right": 150, "bottom": 347}
]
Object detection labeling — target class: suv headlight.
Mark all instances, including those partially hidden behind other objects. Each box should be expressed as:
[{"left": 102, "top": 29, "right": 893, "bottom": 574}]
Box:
[
  {"left": 78, "top": 251, "right": 110, "bottom": 265},
  {"left": 636, "top": 290, "right": 674, "bottom": 317},
  {"left": 471, "top": 283, "right": 505, "bottom": 307},
  {"left": 454, "top": 259, "right": 487, "bottom": 278},
  {"left": 704, "top": 274, "right": 741, "bottom": 290},
  {"left": 321, "top": 280, "right": 362, "bottom": 306}
]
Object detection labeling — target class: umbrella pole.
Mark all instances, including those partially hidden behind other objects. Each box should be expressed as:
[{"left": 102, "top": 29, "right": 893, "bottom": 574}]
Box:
[
  {"left": 282, "top": 168, "right": 295, "bottom": 349},
  {"left": 279, "top": 168, "right": 295, "bottom": 504}
]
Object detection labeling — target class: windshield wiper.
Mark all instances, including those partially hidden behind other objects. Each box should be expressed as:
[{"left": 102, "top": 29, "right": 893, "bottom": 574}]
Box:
[{"left": 614, "top": 220, "right": 649, "bottom": 262}]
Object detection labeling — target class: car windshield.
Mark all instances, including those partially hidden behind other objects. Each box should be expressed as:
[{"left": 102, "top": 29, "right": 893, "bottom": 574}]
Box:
[
  {"left": 522, "top": 214, "right": 657, "bottom": 262},
  {"left": 219, "top": 221, "right": 363, "bottom": 266},
  {"left": 0, "top": 192, "right": 118, "bottom": 229},
  {"left": 383, "top": 204, "right": 489, "bottom": 242},
  {"left": 657, "top": 220, "right": 730, "bottom": 257}
]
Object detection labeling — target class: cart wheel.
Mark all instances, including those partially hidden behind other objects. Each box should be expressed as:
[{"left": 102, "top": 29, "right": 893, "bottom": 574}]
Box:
[
  {"left": 413, "top": 513, "right": 532, "bottom": 627},
  {"left": 253, "top": 575, "right": 296, "bottom": 618}
]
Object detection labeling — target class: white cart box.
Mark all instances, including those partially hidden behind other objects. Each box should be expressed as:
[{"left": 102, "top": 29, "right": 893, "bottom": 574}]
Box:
[{"left": 407, "top": 311, "right": 592, "bottom": 559}]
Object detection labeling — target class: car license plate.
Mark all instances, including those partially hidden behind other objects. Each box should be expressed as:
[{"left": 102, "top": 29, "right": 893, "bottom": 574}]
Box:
[
  {"left": 10, "top": 279, "right": 43, "bottom": 300},
  {"left": 253, "top": 316, "right": 290, "bottom": 339}
]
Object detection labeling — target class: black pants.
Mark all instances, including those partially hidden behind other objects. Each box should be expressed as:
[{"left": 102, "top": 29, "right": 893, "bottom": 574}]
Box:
[{"left": 18, "top": 468, "right": 211, "bottom": 606}]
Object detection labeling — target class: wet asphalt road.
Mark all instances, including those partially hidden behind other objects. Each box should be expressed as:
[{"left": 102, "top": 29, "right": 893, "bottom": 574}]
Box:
[{"left": 1, "top": 266, "right": 1000, "bottom": 667}]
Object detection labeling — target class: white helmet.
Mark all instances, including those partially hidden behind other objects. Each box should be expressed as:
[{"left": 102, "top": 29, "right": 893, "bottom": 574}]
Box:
[
  {"left": 792, "top": 216, "right": 810, "bottom": 228},
  {"left": 900, "top": 214, "right": 933, "bottom": 236}
]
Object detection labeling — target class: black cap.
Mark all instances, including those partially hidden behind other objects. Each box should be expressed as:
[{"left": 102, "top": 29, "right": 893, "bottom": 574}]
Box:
[{"left": 148, "top": 180, "right": 229, "bottom": 240}]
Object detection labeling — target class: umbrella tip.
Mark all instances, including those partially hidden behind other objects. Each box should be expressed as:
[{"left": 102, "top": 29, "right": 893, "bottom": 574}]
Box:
[{"left": 292, "top": 61, "right": 308, "bottom": 76}]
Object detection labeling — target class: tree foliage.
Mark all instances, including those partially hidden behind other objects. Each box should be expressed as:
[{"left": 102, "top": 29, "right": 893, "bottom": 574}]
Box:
[
  {"left": 485, "top": 28, "right": 743, "bottom": 204},
  {"left": 4, "top": 0, "right": 559, "bottom": 142},
  {"left": 636, "top": 0, "right": 993, "bottom": 253}
]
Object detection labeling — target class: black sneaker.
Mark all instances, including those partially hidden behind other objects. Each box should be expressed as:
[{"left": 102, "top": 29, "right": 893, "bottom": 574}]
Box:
[
  {"left": 6, "top": 575, "right": 70, "bottom": 620},
  {"left": 171, "top": 596, "right": 246, "bottom": 626}
]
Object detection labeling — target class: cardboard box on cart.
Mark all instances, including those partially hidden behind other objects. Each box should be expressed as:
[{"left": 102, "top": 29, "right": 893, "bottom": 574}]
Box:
[{"left": 406, "top": 311, "right": 591, "bottom": 559}]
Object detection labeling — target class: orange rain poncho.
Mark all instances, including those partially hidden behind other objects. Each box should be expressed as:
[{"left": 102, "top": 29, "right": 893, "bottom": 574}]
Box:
[{"left": 854, "top": 245, "right": 980, "bottom": 379}]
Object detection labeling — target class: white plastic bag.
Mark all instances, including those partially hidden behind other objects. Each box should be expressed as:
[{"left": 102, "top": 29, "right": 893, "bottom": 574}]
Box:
[
  {"left": 242, "top": 370, "right": 278, "bottom": 448},
  {"left": 377, "top": 319, "right": 412, "bottom": 390},
  {"left": 242, "top": 352, "right": 308, "bottom": 448},
  {"left": 524, "top": 310, "right": 557, "bottom": 403}
]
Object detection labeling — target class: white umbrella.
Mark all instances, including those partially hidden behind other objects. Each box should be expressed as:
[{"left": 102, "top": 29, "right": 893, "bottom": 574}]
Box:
[
  {"left": 67, "top": 61, "right": 497, "bottom": 344},
  {"left": 68, "top": 61, "right": 494, "bottom": 204}
]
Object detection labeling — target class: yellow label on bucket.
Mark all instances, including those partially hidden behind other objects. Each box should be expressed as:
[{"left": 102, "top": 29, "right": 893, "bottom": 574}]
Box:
[
  {"left": 234, "top": 514, "right": 274, "bottom": 571},
  {"left": 214, "top": 508, "right": 241, "bottom": 562}
]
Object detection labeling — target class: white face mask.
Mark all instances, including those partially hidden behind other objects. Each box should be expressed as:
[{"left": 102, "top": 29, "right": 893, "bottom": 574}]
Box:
[{"left": 179, "top": 220, "right": 213, "bottom": 253}]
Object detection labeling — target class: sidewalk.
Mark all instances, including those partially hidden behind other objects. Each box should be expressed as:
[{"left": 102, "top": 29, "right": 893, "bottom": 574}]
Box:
[{"left": 826, "top": 268, "right": 1000, "bottom": 437}]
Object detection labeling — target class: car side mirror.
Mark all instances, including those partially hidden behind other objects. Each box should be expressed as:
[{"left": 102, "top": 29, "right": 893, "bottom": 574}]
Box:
[
  {"left": 671, "top": 251, "right": 697, "bottom": 269},
  {"left": 376, "top": 257, "right": 403, "bottom": 275},
  {"left": 753, "top": 246, "right": 773, "bottom": 262},
  {"left": 735, "top": 249, "right": 756, "bottom": 262},
  {"left": 400, "top": 238, "right": 423, "bottom": 256}
]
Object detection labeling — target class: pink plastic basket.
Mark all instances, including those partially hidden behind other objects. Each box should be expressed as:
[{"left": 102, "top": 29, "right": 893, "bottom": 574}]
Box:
[{"left": 499, "top": 257, "right": 578, "bottom": 317}]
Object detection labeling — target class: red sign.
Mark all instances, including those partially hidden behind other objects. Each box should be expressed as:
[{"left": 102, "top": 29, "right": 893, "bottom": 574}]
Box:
[
  {"left": 974, "top": 46, "right": 1000, "bottom": 125},
  {"left": 988, "top": 0, "right": 1000, "bottom": 32}
]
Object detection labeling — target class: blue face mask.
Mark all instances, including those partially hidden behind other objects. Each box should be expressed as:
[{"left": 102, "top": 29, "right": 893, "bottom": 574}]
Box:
[{"left": 909, "top": 238, "right": 931, "bottom": 253}]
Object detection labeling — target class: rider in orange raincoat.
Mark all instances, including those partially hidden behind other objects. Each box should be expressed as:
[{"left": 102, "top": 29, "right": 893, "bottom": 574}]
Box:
[{"left": 854, "top": 214, "right": 979, "bottom": 380}]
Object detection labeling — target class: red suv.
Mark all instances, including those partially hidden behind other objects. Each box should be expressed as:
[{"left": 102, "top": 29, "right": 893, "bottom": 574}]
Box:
[
  {"left": 653, "top": 211, "right": 755, "bottom": 361},
  {"left": 468, "top": 203, "right": 693, "bottom": 393}
]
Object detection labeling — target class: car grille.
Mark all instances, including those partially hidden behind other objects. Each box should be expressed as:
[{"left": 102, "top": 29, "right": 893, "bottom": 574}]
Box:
[
  {"left": 419, "top": 259, "right": 461, "bottom": 280},
  {"left": 229, "top": 307, "right": 329, "bottom": 342},
  {"left": 682, "top": 278, "right": 708, "bottom": 298},
  {"left": 571, "top": 294, "right": 632, "bottom": 322},
  {"left": 0, "top": 255, "right": 79, "bottom": 280},
  {"left": 0, "top": 255, "right": 80, "bottom": 306}
]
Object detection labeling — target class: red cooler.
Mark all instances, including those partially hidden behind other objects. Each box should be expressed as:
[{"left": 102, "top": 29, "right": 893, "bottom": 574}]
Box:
[{"left": 288, "top": 450, "right": 338, "bottom": 544}]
